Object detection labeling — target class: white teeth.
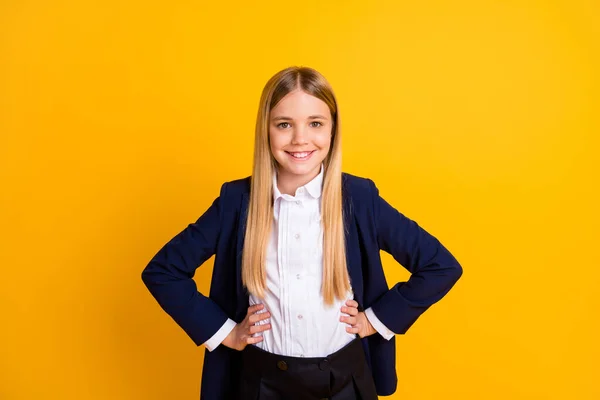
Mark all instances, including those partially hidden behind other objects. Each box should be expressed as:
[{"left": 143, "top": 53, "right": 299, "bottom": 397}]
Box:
[{"left": 289, "top": 151, "right": 312, "bottom": 158}]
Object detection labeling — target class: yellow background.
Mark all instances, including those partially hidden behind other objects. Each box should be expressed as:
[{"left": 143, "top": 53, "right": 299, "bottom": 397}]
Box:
[{"left": 1, "top": 0, "right": 598, "bottom": 399}]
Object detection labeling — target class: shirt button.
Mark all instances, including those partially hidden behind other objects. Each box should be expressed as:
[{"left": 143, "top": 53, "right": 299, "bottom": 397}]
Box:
[
  {"left": 294, "top": 233, "right": 300, "bottom": 239},
  {"left": 296, "top": 200, "right": 301, "bottom": 205},
  {"left": 298, "top": 188, "right": 304, "bottom": 193},
  {"left": 296, "top": 274, "right": 301, "bottom": 279},
  {"left": 297, "top": 314, "right": 303, "bottom": 320}
]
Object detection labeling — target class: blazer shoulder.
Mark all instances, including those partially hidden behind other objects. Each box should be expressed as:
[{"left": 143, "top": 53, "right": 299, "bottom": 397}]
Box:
[
  {"left": 221, "top": 175, "right": 251, "bottom": 198},
  {"left": 342, "top": 171, "right": 376, "bottom": 195}
]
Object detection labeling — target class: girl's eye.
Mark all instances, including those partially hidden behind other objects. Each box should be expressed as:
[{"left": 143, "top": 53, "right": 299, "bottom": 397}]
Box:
[{"left": 276, "top": 121, "right": 323, "bottom": 129}]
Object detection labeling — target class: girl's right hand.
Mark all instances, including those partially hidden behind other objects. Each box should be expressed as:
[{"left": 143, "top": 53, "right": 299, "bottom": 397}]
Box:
[{"left": 221, "top": 304, "right": 271, "bottom": 351}]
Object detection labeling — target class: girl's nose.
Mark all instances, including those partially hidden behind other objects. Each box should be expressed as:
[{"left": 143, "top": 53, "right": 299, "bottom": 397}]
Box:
[{"left": 291, "top": 126, "right": 308, "bottom": 144}]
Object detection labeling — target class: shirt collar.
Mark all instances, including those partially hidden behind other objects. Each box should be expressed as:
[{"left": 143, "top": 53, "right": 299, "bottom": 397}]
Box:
[{"left": 273, "top": 163, "right": 324, "bottom": 201}]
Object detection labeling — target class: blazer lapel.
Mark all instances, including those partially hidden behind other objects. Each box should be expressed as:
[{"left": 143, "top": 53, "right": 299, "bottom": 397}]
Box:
[
  {"left": 342, "top": 175, "right": 364, "bottom": 308},
  {"left": 234, "top": 191, "right": 250, "bottom": 320}
]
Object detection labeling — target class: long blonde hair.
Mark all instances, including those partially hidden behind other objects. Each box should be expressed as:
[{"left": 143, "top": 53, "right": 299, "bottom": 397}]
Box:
[{"left": 241, "top": 66, "right": 349, "bottom": 306}]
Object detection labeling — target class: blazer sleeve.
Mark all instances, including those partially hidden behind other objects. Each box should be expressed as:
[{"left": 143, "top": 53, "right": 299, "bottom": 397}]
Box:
[
  {"left": 141, "top": 182, "right": 231, "bottom": 346},
  {"left": 368, "top": 179, "right": 463, "bottom": 334}
]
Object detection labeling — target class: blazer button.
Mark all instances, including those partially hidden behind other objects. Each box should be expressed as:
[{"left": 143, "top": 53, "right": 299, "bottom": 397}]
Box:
[{"left": 277, "top": 360, "right": 288, "bottom": 371}]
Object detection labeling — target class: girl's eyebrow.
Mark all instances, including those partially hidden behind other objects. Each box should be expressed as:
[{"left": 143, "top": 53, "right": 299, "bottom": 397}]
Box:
[{"left": 272, "top": 115, "right": 328, "bottom": 121}]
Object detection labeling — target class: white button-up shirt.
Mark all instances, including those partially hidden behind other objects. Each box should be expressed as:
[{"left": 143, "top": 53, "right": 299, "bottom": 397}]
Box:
[{"left": 204, "top": 164, "right": 393, "bottom": 355}]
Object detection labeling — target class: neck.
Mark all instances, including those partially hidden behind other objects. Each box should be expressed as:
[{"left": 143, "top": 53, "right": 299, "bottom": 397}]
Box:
[{"left": 276, "top": 166, "right": 320, "bottom": 196}]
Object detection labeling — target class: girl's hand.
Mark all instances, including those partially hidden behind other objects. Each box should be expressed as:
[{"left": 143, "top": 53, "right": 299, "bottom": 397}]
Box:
[
  {"left": 222, "top": 304, "right": 271, "bottom": 351},
  {"left": 340, "top": 300, "right": 377, "bottom": 338}
]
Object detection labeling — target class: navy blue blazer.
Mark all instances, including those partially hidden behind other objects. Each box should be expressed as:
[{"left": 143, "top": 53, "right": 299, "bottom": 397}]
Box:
[{"left": 141, "top": 172, "right": 463, "bottom": 399}]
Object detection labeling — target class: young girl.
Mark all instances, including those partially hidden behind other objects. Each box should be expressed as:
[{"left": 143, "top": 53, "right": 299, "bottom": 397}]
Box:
[{"left": 142, "top": 66, "right": 463, "bottom": 400}]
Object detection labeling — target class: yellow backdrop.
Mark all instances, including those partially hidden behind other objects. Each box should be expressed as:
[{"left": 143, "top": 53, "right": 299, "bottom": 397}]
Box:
[{"left": 1, "top": 0, "right": 598, "bottom": 399}]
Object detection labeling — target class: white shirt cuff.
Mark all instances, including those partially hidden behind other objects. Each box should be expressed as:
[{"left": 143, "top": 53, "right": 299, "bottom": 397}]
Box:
[
  {"left": 203, "top": 318, "right": 237, "bottom": 351},
  {"left": 364, "top": 307, "right": 394, "bottom": 340}
]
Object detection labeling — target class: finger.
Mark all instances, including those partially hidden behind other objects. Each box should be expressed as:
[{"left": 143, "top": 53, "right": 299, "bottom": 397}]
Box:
[
  {"left": 340, "top": 316, "right": 357, "bottom": 325},
  {"left": 249, "top": 311, "right": 271, "bottom": 324},
  {"left": 341, "top": 306, "right": 358, "bottom": 316},
  {"left": 249, "top": 323, "right": 272, "bottom": 334},
  {"left": 246, "top": 336, "right": 264, "bottom": 345},
  {"left": 345, "top": 300, "right": 359, "bottom": 308},
  {"left": 247, "top": 304, "right": 264, "bottom": 314},
  {"left": 346, "top": 325, "right": 360, "bottom": 334}
]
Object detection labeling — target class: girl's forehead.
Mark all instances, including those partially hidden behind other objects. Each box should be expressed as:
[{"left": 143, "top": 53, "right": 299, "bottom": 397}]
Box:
[{"left": 271, "top": 91, "right": 330, "bottom": 117}]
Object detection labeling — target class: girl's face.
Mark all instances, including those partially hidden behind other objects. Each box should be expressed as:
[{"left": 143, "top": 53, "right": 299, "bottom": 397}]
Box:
[{"left": 269, "top": 89, "right": 332, "bottom": 183}]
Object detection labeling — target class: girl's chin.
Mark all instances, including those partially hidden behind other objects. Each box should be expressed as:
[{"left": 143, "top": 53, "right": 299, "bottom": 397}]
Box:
[{"left": 278, "top": 158, "right": 320, "bottom": 174}]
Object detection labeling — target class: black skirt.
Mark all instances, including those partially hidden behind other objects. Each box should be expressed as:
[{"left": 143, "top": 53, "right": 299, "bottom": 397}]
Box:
[{"left": 239, "top": 337, "right": 378, "bottom": 400}]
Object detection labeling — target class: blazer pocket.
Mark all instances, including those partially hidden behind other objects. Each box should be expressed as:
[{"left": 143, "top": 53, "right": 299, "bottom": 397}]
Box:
[
  {"left": 239, "top": 373, "right": 262, "bottom": 400},
  {"left": 351, "top": 371, "right": 379, "bottom": 400}
]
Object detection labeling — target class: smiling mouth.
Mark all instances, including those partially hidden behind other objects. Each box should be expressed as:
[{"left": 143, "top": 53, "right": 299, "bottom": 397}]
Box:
[{"left": 285, "top": 150, "right": 315, "bottom": 160}]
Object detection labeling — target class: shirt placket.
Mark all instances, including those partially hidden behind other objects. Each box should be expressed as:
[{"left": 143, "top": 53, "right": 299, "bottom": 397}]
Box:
[
  {"left": 280, "top": 193, "right": 307, "bottom": 357},
  {"left": 293, "top": 196, "right": 310, "bottom": 357}
]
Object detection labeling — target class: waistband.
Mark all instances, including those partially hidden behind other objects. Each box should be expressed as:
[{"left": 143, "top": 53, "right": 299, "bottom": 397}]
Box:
[{"left": 242, "top": 336, "right": 365, "bottom": 376}]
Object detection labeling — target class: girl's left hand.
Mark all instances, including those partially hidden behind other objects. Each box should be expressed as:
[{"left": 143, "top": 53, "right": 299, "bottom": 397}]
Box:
[{"left": 340, "top": 300, "right": 377, "bottom": 338}]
